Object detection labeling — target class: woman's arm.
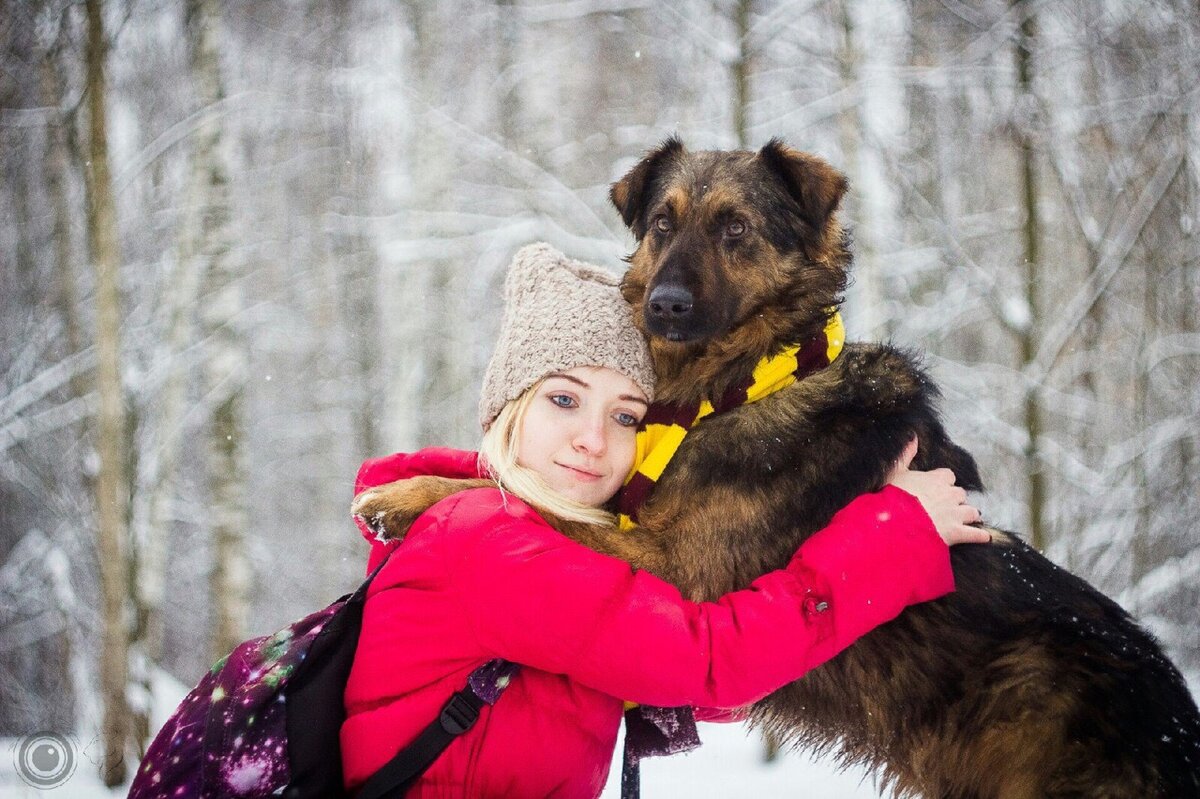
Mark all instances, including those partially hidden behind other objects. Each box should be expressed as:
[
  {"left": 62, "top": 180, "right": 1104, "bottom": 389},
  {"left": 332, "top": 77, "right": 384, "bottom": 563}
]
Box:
[
  {"left": 439, "top": 486, "right": 950, "bottom": 710},
  {"left": 354, "top": 447, "right": 481, "bottom": 495}
]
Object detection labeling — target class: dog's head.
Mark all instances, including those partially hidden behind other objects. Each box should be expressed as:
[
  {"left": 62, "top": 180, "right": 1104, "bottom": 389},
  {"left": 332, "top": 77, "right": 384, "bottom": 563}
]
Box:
[{"left": 611, "top": 138, "right": 851, "bottom": 361}]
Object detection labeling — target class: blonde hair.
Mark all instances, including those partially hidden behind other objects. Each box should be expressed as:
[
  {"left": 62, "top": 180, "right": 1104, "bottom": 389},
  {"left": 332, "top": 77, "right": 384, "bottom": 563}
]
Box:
[{"left": 478, "top": 380, "right": 618, "bottom": 527}]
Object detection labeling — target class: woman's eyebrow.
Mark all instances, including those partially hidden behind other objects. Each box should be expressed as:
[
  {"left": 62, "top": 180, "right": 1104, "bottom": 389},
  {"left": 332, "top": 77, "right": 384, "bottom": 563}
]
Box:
[
  {"left": 545, "top": 373, "right": 588, "bottom": 388},
  {"left": 546, "top": 374, "right": 648, "bottom": 406}
]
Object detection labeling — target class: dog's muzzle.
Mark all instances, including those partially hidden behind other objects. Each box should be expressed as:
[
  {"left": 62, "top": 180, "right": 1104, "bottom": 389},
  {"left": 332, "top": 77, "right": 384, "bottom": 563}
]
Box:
[{"left": 646, "top": 284, "right": 695, "bottom": 341}]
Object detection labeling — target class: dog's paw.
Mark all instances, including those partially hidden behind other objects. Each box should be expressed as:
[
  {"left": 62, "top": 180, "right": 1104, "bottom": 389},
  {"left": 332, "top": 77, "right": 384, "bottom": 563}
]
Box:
[
  {"left": 351, "top": 486, "right": 413, "bottom": 542},
  {"left": 351, "top": 476, "right": 493, "bottom": 542}
]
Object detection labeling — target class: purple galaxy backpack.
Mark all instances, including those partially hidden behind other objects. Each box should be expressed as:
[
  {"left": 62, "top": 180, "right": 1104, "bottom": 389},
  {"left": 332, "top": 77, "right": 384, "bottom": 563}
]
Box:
[{"left": 130, "top": 553, "right": 517, "bottom": 799}]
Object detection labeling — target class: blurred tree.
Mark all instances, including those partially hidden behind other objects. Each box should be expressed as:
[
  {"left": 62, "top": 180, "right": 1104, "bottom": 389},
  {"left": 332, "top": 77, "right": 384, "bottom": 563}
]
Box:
[
  {"left": 180, "top": 0, "right": 249, "bottom": 661},
  {"left": 0, "top": 0, "right": 84, "bottom": 742},
  {"left": 0, "top": 1, "right": 1197, "bottom": 789},
  {"left": 731, "top": 0, "right": 753, "bottom": 149},
  {"left": 1012, "top": 1, "right": 1047, "bottom": 553},
  {"left": 83, "top": 0, "right": 132, "bottom": 785}
]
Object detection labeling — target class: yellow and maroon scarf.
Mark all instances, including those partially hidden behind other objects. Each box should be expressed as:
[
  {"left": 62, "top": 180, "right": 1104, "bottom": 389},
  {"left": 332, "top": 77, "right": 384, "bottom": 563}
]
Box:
[{"left": 617, "top": 312, "right": 845, "bottom": 530}]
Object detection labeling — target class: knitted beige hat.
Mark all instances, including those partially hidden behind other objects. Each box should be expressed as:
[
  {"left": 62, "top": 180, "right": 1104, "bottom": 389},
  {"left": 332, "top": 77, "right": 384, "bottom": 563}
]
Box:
[{"left": 478, "top": 243, "right": 656, "bottom": 429}]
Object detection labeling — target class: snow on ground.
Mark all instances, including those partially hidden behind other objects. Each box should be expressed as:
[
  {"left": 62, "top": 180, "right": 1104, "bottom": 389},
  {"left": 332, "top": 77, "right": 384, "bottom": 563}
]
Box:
[
  {"left": 10, "top": 662, "right": 1200, "bottom": 798},
  {"left": 1, "top": 723, "right": 885, "bottom": 799},
  {"left": 0, "top": 662, "right": 884, "bottom": 798},
  {"left": 601, "top": 721, "right": 885, "bottom": 798}
]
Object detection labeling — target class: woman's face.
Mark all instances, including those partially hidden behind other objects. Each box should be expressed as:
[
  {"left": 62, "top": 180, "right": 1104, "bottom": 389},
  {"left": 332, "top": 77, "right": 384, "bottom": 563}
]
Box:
[{"left": 516, "top": 366, "right": 649, "bottom": 508}]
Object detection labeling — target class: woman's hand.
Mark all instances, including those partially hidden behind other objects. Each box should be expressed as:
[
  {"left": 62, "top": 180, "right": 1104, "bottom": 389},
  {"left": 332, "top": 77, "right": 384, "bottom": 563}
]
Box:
[{"left": 886, "top": 438, "right": 991, "bottom": 546}]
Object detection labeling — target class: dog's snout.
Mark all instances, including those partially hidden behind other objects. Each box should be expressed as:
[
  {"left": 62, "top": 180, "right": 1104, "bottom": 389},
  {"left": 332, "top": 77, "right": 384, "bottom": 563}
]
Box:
[{"left": 648, "top": 284, "right": 694, "bottom": 320}]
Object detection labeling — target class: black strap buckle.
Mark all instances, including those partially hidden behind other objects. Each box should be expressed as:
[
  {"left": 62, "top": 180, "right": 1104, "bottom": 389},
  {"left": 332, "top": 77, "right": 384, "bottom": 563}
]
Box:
[{"left": 438, "top": 690, "right": 481, "bottom": 735}]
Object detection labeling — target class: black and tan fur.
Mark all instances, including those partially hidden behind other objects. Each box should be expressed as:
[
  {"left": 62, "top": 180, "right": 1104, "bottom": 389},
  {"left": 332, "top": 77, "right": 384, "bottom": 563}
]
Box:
[{"left": 355, "top": 138, "right": 1200, "bottom": 798}]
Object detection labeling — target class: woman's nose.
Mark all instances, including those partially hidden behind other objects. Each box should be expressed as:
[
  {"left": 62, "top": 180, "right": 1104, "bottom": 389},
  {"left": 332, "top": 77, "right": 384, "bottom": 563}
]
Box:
[{"left": 572, "top": 415, "right": 607, "bottom": 456}]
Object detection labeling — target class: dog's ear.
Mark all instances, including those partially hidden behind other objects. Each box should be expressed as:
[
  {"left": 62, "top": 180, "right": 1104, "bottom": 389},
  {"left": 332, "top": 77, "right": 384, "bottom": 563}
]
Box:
[
  {"left": 610, "top": 136, "right": 685, "bottom": 239},
  {"left": 758, "top": 138, "right": 849, "bottom": 234}
]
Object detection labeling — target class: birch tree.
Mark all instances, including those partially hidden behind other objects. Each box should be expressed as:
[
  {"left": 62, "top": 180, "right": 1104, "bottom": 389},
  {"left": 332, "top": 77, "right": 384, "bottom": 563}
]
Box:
[
  {"left": 83, "top": 0, "right": 132, "bottom": 785},
  {"left": 730, "top": 0, "right": 753, "bottom": 149},
  {"left": 182, "top": 0, "right": 249, "bottom": 660},
  {"left": 1011, "top": 2, "right": 1047, "bottom": 553},
  {"left": 1, "top": 0, "right": 1197, "bottom": 774},
  {"left": 123, "top": 0, "right": 217, "bottom": 746},
  {"left": 41, "top": 15, "right": 85, "bottom": 384},
  {"left": 0, "top": 0, "right": 85, "bottom": 741}
]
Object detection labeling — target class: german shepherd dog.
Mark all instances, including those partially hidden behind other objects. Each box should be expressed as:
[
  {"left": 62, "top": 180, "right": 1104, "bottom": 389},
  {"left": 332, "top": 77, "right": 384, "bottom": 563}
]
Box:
[{"left": 354, "top": 139, "right": 1200, "bottom": 798}]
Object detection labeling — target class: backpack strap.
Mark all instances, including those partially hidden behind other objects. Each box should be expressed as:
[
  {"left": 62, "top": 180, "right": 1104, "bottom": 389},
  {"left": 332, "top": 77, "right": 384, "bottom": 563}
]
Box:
[
  {"left": 355, "top": 659, "right": 519, "bottom": 799},
  {"left": 283, "top": 548, "right": 403, "bottom": 798}
]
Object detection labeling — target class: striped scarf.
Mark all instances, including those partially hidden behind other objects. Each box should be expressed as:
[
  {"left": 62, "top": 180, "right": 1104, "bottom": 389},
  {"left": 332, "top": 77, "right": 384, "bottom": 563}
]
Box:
[{"left": 617, "top": 312, "right": 845, "bottom": 530}]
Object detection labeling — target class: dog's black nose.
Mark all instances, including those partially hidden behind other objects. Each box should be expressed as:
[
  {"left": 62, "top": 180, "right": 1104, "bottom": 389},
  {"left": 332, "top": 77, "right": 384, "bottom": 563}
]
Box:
[{"left": 648, "top": 284, "right": 693, "bottom": 320}]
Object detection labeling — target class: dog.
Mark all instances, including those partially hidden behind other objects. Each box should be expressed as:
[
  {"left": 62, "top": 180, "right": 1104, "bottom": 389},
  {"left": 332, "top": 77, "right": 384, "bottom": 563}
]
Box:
[{"left": 354, "top": 138, "right": 1200, "bottom": 798}]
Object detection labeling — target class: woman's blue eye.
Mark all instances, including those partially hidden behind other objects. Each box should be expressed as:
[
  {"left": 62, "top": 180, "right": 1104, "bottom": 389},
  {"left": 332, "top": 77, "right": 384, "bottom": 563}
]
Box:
[
  {"left": 615, "top": 412, "right": 640, "bottom": 428},
  {"left": 549, "top": 394, "right": 576, "bottom": 408}
]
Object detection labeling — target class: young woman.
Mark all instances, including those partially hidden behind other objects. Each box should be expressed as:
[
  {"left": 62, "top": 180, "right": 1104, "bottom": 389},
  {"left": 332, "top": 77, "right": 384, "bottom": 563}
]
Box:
[{"left": 341, "top": 243, "right": 987, "bottom": 798}]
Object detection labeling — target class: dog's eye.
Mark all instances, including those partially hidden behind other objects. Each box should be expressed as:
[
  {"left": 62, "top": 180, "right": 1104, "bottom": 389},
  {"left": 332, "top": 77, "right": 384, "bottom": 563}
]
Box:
[
  {"left": 725, "top": 220, "right": 747, "bottom": 238},
  {"left": 653, "top": 216, "right": 672, "bottom": 234}
]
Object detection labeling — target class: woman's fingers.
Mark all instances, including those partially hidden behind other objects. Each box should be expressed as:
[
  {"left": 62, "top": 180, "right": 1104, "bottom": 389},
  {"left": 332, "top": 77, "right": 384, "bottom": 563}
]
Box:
[
  {"left": 947, "top": 503, "right": 990, "bottom": 545},
  {"left": 930, "top": 467, "right": 957, "bottom": 485},
  {"left": 886, "top": 450, "right": 991, "bottom": 546},
  {"left": 950, "top": 523, "right": 992, "bottom": 545}
]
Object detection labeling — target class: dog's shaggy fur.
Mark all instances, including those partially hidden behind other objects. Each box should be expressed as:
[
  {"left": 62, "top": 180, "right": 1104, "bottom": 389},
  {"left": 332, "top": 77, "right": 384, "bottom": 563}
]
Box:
[{"left": 356, "top": 138, "right": 1200, "bottom": 797}]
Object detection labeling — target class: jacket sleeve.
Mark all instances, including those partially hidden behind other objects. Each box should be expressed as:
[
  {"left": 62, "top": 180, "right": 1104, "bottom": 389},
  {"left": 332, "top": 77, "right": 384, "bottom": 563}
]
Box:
[
  {"left": 692, "top": 706, "right": 749, "bottom": 723},
  {"left": 352, "top": 448, "right": 483, "bottom": 573},
  {"left": 451, "top": 485, "right": 952, "bottom": 709},
  {"left": 353, "top": 447, "right": 482, "bottom": 495}
]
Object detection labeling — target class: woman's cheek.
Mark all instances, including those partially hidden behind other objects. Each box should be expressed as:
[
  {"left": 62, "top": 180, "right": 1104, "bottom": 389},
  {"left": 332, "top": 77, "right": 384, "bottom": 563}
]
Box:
[{"left": 614, "top": 428, "right": 638, "bottom": 475}]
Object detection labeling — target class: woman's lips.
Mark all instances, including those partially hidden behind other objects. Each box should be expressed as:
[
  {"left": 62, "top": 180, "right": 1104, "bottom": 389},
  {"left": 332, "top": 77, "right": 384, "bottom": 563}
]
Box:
[{"left": 558, "top": 462, "right": 602, "bottom": 481}]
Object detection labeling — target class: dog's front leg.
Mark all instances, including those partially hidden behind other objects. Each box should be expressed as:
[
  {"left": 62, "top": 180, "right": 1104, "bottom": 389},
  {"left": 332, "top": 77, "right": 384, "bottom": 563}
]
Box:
[
  {"left": 350, "top": 477, "right": 674, "bottom": 577},
  {"left": 351, "top": 476, "right": 494, "bottom": 541}
]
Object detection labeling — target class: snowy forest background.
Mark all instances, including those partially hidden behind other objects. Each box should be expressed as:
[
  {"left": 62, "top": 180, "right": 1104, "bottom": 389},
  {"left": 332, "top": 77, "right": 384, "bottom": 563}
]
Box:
[{"left": 2, "top": 0, "right": 1198, "bottom": 790}]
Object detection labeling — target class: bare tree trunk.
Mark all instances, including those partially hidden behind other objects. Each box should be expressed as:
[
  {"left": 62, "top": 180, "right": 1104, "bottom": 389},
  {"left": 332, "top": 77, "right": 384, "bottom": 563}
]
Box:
[
  {"left": 402, "top": 1, "right": 464, "bottom": 450},
  {"left": 731, "top": 0, "right": 752, "bottom": 149},
  {"left": 1129, "top": 109, "right": 1185, "bottom": 592},
  {"left": 127, "top": 253, "right": 196, "bottom": 749},
  {"left": 835, "top": 0, "right": 891, "bottom": 340},
  {"left": 1014, "top": 6, "right": 1047, "bottom": 553},
  {"left": 1181, "top": 111, "right": 1199, "bottom": 482},
  {"left": 496, "top": 0, "right": 524, "bottom": 148},
  {"left": 83, "top": 0, "right": 132, "bottom": 786},
  {"left": 127, "top": 0, "right": 221, "bottom": 745},
  {"left": 182, "top": 0, "right": 249, "bottom": 660},
  {"left": 1130, "top": 259, "right": 1156, "bottom": 593},
  {"left": 11, "top": 133, "right": 37, "bottom": 314},
  {"left": 42, "top": 33, "right": 85, "bottom": 380},
  {"left": 39, "top": 6, "right": 87, "bottom": 746},
  {"left": 328, "top": 0, "right": 382, "bottom": 510}
]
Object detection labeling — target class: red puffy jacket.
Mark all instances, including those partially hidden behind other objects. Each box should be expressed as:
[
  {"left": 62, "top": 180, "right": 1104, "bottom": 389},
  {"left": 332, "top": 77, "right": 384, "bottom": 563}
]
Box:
[{"left": 341, "top": 448, "right": 953, "bottom": 798}]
